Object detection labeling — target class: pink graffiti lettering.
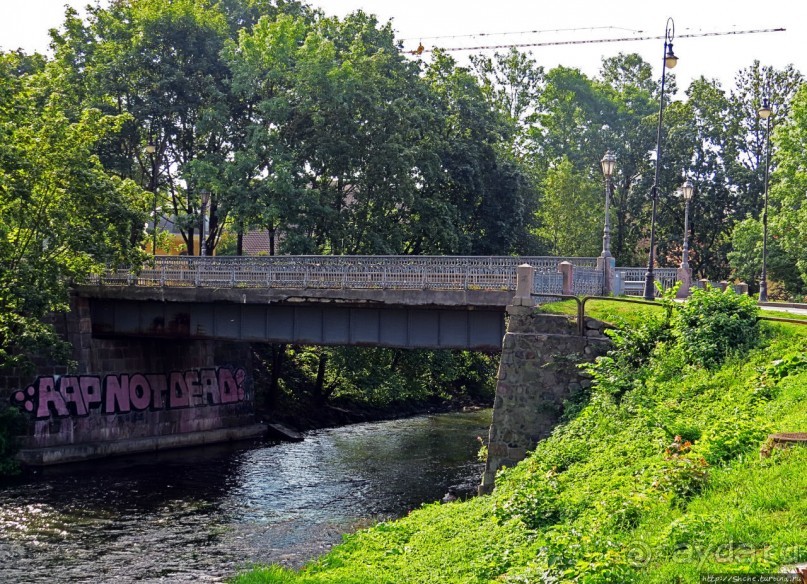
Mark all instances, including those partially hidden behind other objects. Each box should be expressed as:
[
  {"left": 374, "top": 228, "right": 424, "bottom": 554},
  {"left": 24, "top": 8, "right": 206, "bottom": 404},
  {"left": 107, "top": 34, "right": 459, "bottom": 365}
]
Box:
[
  {"left": 80, "top": 377, "right": 102, "bottom": 411},
  {"left": 105, "top": 375, "right": 131, "bottom": 414},
  {"left": 10, "top": 368, "right": 247, "bottom": 420},
  {"left": 200, "top": 369, "right": 220, "bottom": 405},
  {"left": 58, "top": 377, "right": 87, "bottom": 416},
  {"left": 36, "top": 377, "right": 69, "bottom": 419},
  {"left": 147, "top": 375, "right": 167, "bottom": 409},
  {"left": 185, "top": 371, "right": 204, "bottom": 408},
  {"left": 129, "top": 374, "right": 151, "bottom": 411},
  {"left": 169, "top": 371, "right": 190, "bottom": 409},
  {"left": 218, "top": 368, "right": 240, "bottom": 404}
]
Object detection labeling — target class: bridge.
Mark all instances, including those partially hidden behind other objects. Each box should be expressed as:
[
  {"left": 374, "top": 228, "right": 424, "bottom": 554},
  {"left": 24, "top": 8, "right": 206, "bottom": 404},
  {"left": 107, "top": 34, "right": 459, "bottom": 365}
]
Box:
[
  {"left": 9, "top": 255, "right": 683, "bottom": 466},
  {"left": 77, "top": 256, "right": 680, "bottom": 351}
]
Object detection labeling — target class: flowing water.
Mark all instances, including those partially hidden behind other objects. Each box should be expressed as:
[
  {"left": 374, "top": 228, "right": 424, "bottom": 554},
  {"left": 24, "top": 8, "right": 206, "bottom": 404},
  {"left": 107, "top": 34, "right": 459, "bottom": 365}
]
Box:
[{"left": 0, "top": 409, "right": 491, "bottom": 583}]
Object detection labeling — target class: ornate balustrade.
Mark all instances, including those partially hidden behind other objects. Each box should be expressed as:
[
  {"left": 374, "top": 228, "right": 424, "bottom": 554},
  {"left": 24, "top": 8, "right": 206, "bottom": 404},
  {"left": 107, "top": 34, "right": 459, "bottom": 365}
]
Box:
[
  {"left": 87, "top": 255, "right": 600, "bottom": 292},
  {"left": 614, "top": 267, "right": 679, "bottom": 296},
  {"left": 83, "top": 256, "right": 693, "bottom": 301},
  {"left": 573, "top": 269, "right": 605, "bottom": 297}
]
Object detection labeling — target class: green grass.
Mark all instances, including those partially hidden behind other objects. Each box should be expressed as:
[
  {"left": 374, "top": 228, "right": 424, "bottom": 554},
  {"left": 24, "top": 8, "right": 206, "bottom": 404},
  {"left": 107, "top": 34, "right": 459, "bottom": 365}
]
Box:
[
  {"left": 231, "top": 319, "right": 807, "bottom": 584},
  {"left": 760, "top": 308, "right": 807, "bottom": 321},
  {"left": 538, "top": 297, "right": 668, "bottom": 328},
  {"left": 542, "top": 298, "right": 807, "bottom": 327}
]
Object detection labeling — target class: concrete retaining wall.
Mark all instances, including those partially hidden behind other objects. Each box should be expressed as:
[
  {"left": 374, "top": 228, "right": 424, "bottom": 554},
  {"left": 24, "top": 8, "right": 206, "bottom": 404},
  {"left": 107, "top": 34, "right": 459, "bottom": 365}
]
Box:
[{"left": 2, "top": 295, "right": 262, "bottom": 465}]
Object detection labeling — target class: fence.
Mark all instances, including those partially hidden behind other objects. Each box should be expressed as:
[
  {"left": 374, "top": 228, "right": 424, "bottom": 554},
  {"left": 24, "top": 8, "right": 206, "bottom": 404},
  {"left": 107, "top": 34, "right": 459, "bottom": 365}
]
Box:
[
  {"left": 614, "top": 267, "right": 679, "bottom": 296},
  {"left": 86, "top": 255, "right": 601, "bottom": 292}
]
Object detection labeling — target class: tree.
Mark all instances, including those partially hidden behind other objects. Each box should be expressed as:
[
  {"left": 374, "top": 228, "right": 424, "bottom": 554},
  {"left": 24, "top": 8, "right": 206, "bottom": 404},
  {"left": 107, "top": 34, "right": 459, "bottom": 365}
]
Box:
[
  {"left": 418, "top": 50, "right": 538, "bottom": 255},
  {"left": 49, "top": 0, "right": 310, "bottom": 257},
  {"left": 765, "top": 83, "right": 807, "bottom": 294},
  {"left": 0, "top": 50, "right": 146, "bottom": 373},
  {"left": 470, "top": 47, "right": 543, "bottom": 155},
  {"left": 654, "top": 64, "right": 802, "bottom": 281},
  {"left": 533, "top": 157, "right": 601, "bottom": 256},
  {"left": 727, "top": 216, "right": 796, "bottom": 293},
  {"left": 522, "top": 57, "right": 661, "bottom": 265},
  {"left": 724, "top": 61, "right": 802, "bottom": 222},
  {"left": 228, "top": 11, "right": 438, "bottom": 255}
]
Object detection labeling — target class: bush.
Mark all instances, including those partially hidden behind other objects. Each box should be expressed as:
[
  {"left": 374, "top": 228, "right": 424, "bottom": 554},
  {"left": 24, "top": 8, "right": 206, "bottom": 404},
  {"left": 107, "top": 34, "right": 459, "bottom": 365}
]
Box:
[
  {"left": 494, "top": 468, "right": 563, "bottom": 528},
  {"left": 673, "top": 286, "right": 759, "bottom": 368},
  {"left": 584, "top": 314, "right": 673, "bottom": 400}
]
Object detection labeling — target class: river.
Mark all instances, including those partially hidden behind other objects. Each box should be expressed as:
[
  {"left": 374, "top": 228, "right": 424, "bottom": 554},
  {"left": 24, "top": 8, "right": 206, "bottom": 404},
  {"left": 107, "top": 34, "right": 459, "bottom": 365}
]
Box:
[{"left": 0, "top": 409, "right": 491, "bottom": 583}]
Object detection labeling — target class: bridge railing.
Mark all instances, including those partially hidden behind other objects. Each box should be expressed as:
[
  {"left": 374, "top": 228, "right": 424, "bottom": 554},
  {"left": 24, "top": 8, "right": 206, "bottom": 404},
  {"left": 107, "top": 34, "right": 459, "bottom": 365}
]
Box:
[
  {"left": 87, "top": 255, "right": 601, "bottom": 292},
  {"left": 614, "top": 267, "right": 679, "bottom": 296},
  {"left": 573, "top": 268, "right": 605, "bottom": 297}
]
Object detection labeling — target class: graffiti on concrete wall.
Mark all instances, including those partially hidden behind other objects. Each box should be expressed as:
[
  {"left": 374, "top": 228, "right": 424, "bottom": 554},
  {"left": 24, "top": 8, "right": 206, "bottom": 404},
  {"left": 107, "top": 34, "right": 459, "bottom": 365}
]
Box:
[{"left": 10, "top": 367, "right": 247, "bottom": 420}]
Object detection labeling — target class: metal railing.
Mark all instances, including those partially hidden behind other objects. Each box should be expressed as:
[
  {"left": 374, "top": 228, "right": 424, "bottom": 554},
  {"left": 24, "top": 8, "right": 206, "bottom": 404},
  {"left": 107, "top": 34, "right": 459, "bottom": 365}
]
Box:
[
  {"left": 86, "top": 255, "right": 601, "bottom": 292},
  {"left": 615, "top": 267, "right": 679, "bottom": 296},
  {"left": 573, "top": 269, "right": 604, "bottom": 297}
]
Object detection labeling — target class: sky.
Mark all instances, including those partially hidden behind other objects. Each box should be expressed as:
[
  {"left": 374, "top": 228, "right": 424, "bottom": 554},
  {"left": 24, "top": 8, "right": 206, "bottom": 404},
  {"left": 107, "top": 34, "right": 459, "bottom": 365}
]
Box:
[{"left": 0, "top": 0, "right": 804, "bottom": 94}]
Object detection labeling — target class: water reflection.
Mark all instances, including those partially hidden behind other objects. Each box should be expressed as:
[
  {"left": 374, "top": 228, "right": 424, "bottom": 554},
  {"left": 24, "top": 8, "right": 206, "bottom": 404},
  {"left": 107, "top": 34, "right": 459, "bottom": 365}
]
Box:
[{"left": 0, "top": 409, "right": 491, "bottom": 583}]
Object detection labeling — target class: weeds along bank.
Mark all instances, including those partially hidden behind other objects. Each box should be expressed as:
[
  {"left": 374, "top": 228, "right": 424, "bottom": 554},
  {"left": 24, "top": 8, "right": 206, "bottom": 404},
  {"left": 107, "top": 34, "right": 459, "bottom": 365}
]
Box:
[{"left": 232, "top": 287, "right": 807, "bottom": 583}]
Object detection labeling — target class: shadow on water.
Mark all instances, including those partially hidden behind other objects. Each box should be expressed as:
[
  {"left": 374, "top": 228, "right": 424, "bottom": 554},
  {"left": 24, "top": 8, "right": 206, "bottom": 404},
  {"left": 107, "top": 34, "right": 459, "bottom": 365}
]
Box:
[{"left": 0, "top": 409, "right": 492, "bottom": 583}]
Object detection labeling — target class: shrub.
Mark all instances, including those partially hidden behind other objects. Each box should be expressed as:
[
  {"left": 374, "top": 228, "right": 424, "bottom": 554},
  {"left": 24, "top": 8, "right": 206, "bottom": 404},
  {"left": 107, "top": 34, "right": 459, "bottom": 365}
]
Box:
[
  {"left": 673, "top": 286, "right": 759, "bottom": 368},
  {"left": 765, "top": 351, "right": 807, "bottom": 382},
  {"left": 650, "top": 436, "right": 710, "bottom": 506},
  {"left": 584, "top": 314, "right": 673, "bottom": 400}
]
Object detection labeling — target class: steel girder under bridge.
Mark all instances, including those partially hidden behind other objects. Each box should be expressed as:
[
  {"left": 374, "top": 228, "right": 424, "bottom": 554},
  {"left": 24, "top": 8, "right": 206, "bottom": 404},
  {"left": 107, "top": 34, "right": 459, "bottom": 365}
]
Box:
[{"left": 88, "top": 298, "right": 507, "bottom": 351}]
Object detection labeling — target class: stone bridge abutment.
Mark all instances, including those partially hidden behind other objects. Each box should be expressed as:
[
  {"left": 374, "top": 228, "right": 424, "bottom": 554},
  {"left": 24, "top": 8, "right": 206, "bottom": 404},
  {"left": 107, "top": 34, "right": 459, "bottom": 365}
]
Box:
[
  {"left": 4, "top": 294, "right": 260, "bottom": 465},
  {"left": 479, "top": 301, "right": 611, "bottom": 494}
]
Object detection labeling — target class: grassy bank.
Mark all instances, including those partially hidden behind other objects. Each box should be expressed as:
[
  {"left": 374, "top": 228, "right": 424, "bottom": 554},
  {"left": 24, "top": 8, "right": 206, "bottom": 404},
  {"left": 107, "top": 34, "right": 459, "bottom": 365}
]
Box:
[{"left": 233, "top": 291, "right": 807, "bottom": 583}]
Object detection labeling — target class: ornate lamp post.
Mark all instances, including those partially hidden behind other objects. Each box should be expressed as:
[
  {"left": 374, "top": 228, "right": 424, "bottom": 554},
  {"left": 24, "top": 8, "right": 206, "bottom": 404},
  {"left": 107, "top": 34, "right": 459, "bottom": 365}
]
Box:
[
  {"left": 758, "top": 97, "right": 772, "bottom": 302},
  {"left": 145, "top": 142, "right": 158, "bottom": 256},
  {"left": 200, "top": 190, "right": 211, "bottom": 257},
  {"left": 677, "top": 178, "right": 694, "bottom": 298},
  {"left": 599, "top": 150, "right": 616, "bottom": 294},
  {"left": 644, "top": 17, "right": 678, "bottom": 300}
]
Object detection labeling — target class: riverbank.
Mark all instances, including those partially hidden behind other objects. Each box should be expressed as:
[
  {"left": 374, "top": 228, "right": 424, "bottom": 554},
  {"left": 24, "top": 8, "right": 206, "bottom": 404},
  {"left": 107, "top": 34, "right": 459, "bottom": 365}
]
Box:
[
  {"left": 233, "top": 292, "right": 807, "bottom": 583},
  {"left": 261, "top": 393, "right": 490, "bottom": 434}
]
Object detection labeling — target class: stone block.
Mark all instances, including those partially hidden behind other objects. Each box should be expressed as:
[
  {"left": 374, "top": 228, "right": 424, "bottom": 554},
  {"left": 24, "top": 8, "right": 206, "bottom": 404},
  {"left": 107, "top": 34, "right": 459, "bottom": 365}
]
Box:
[
  {"left": 506, "top": 305, "right": 534, "bottom": 317},
  {"left": 488, "top": 442, "right": 508, "bottom": 457},
  {"left": 507, "top": 447, "right": 527, "bottom": 461}
]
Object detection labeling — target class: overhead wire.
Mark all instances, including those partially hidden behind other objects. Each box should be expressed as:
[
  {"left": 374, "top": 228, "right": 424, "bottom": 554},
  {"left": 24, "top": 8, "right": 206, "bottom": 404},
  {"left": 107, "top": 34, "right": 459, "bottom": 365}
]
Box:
[
  {"left": 400, "top": 25, "right": 645, "bottom": 43},
  {"left": 405, "top": 27, "right": 786, "bottom": 55}
]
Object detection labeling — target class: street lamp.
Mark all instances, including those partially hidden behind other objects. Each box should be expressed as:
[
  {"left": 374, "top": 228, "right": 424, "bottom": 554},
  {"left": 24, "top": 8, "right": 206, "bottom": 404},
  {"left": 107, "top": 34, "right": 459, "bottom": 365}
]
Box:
[
  {"left": 644, "top": 17, "right": 678, "bottom": 301},
  {"left": 200, "top": 190, "right": 211, "bottom": 257},
  {"left": 680, "top": 179, "right": 694, "bottom": 269},
  {"left": 145, "top": 142, "right": 157, "bottom": 256},
  {"left": 675, "top": 178, "right": 695, "bottom": 299},
  {"left": 758, "top": 97, "right": 772, "bottom": 302},
  {"left": 600, "top": 150, "right": 616, "bottom": 293}
]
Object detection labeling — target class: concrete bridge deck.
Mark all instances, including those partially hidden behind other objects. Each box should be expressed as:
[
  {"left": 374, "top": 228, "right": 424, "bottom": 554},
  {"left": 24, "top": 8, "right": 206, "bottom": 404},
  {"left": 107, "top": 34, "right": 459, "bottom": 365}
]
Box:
[{"left": 74, "top": 256, "right": 680, "bottom": 350}]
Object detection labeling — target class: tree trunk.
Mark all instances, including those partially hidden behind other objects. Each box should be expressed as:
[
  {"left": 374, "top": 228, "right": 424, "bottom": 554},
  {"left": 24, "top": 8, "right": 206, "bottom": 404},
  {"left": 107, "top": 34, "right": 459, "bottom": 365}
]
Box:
[{"left": 314, "top": 353, "right": 328, "bottom": 403}]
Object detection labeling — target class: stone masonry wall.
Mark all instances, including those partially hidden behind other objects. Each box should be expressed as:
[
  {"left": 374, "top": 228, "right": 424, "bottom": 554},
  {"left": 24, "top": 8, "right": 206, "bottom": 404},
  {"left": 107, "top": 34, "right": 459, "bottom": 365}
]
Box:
[{"left": 479, "top": 306, "right": 611, "bottom": 494}]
